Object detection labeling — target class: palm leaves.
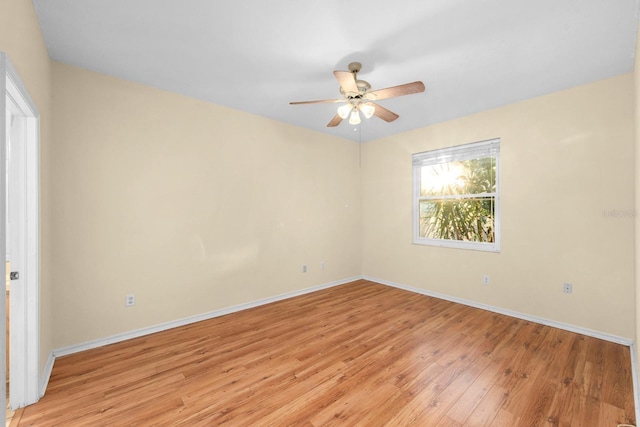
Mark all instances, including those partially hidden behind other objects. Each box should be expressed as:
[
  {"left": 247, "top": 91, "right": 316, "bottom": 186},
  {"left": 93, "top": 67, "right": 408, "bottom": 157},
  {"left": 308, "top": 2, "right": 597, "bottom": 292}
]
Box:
[{"left": 419, "top": 157, "right": 496, "bottom": 242}]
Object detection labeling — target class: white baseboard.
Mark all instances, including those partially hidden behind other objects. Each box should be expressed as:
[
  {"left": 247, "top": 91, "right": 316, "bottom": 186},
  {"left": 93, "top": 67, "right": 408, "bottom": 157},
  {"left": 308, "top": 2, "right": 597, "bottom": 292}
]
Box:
[
  {"left": 364, "top": 275, "right": 634, "bottom": 346},
  {"left": 53, "top": 276, "right": 362, "bottom": 358}
]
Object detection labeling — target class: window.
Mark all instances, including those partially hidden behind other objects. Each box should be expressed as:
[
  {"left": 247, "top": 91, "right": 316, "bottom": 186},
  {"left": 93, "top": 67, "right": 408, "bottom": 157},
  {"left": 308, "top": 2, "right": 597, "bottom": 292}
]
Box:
[{"left": 412, "top": 138, "right": 500, "bottom": 252}]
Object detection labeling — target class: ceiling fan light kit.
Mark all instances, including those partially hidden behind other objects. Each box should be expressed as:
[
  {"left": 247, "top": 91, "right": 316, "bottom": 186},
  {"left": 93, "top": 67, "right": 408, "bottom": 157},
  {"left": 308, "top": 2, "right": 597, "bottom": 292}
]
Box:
[{"left": 290, "top": 62, "right": 425, "bottom": 128}]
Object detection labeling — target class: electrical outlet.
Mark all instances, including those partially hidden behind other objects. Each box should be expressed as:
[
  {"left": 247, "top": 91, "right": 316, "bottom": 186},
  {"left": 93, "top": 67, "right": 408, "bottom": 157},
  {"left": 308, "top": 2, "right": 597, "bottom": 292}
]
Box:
[
  {"left": 125, "top": 294, "right": 135, "bottom": 307},
  {"left": 563, "top": 283, "right": 573, "bottom": 294},
  {"left": 482, "top": 275, "right": 490, "bottom": 285},
  {"left": 302, "top": 265, "right": 307, "bottom": 273},
  {"left": 320, "top": 262, "right": 325, "bottom": 270}
]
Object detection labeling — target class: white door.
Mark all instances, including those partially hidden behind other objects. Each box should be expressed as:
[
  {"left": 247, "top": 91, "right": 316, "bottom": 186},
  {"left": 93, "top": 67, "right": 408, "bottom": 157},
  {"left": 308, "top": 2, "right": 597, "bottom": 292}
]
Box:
[{"left": 1, "top": 53, "right": 40, "bottom": 412}]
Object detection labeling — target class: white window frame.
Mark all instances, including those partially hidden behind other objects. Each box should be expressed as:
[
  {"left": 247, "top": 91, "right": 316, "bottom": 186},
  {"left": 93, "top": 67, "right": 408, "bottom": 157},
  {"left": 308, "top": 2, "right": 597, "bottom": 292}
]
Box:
[{"left": 412, "top": 138, "right": 500, "bottom": 252}]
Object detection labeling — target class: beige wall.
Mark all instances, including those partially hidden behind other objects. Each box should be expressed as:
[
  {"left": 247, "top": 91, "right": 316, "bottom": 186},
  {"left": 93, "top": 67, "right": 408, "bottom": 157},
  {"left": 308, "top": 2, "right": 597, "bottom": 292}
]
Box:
[
  {"left": 362, "top": 74, "right": 635, "bottom": 339},
  {"left": 51, "top": 62, "right": 362, "bottom": 347},
  {"left": 0, "top": 0, "right": 53, "bottom": 373}
]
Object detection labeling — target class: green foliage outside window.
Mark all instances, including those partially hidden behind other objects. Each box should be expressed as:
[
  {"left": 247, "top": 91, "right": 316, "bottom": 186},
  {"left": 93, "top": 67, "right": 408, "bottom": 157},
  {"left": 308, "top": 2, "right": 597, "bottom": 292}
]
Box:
[{"left": 419, "top": 157, "right": 496, "bottom": 243}]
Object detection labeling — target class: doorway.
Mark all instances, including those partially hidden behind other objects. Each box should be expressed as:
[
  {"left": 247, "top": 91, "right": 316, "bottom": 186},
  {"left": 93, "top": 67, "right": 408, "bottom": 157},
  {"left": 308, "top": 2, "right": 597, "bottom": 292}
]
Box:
[
  {"left": 5, "top": 94, "right": 19, "bottom": 420},
  {"left": 4, "top": 100, "right": 9, "bottom": 419},
  {"left": 1, "top": 53, "right": 41, "bottom": 416}
]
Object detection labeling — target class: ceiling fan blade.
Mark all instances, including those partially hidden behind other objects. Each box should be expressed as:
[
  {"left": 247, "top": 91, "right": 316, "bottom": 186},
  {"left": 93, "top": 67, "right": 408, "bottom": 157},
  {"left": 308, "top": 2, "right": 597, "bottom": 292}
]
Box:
[
  {"left": 290, "top": 98, "right": 344, "bottom": 105},
  {"left": 372, "top": 103, "right": 399, "bottom": 122},
  {"left": 366, "top": 81, "right": 425, "bottom": 101},
  {"left": 333, "top": 70, "right": 359, "bottom": 94},
  {"left": 327, "top": 114, "right": 343, "bottom": 127}
]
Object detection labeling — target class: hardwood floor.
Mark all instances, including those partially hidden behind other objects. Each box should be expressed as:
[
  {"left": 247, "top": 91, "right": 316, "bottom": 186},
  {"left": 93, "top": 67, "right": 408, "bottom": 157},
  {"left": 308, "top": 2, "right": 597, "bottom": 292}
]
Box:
[{"left": 12, "top": 280, "right": 636, "bottom": 426}]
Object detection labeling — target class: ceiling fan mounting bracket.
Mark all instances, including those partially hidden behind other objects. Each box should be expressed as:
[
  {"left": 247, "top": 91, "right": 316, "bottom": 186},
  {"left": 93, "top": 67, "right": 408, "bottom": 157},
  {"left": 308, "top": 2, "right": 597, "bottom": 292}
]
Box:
[{"left": 348, "top": 62, "right": 362, "bottom": 74}]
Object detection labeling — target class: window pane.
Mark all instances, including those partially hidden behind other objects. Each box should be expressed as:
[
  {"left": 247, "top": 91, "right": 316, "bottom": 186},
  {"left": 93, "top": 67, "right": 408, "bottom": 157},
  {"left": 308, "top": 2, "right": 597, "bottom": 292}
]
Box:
[
  {"left": 420, "top": 157, "right": 495, "bottom": 197},
  {"left": 419, "top": 197, "right": 495, "bottom": 242}
]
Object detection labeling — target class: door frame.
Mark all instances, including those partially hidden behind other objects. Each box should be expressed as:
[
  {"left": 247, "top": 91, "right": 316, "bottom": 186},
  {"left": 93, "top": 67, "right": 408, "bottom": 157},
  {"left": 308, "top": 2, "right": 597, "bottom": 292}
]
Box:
[{"left": 0, "top": 52, "right": 41, "bottom": 410}]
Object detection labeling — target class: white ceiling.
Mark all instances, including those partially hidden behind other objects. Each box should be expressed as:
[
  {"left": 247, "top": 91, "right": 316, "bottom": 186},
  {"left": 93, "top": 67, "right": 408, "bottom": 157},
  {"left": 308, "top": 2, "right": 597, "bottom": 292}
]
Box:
[{"left": 33, "top": 0, "right": 639, "bottom": 142}]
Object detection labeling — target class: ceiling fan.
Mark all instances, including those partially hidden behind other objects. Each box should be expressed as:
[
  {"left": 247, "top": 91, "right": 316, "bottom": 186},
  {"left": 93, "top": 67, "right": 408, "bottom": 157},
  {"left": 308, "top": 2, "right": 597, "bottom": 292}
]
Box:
[{"left": 290, "top": 62, "right": 425, "bottom": 127}]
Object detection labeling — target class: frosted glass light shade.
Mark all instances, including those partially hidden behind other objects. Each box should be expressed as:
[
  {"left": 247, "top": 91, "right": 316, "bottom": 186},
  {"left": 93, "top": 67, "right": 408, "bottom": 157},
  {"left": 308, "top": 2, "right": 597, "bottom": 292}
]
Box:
[
  {"left": 337, "top": 104, "right": 351, "bottom": 119},
  {"left": 360, "top": 102, "right": 375, "bottom": 119},
  {"left": 349, "top": 110, "right": 361, "bottom": 125}
]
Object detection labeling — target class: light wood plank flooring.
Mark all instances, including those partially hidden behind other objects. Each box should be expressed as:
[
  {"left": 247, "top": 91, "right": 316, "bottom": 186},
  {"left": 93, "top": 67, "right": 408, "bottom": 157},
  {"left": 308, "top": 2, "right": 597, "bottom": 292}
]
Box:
[{"left": 12, "top": 280, "right": 637, "bottom": 426}]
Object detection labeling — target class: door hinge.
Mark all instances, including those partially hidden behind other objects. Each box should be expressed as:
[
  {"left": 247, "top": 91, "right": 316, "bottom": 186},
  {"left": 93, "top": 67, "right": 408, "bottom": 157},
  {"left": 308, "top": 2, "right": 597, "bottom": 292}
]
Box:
[{"left": 10, "top": 271, "right": 19, "bottom": 280}]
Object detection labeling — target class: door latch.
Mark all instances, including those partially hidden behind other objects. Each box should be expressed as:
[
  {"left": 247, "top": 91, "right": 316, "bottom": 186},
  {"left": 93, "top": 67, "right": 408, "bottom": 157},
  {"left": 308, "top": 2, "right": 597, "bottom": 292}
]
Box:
[{"left": 10, "top": 271, "right": 18, "bottom": 280}]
